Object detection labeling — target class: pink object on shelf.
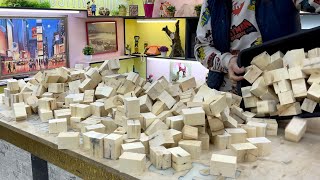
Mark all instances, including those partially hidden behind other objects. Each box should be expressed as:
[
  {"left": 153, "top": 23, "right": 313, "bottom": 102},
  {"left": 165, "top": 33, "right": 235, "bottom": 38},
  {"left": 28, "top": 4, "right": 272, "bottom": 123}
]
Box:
[{"left": 144, "top": 4, "right": 154, "bottom": 18}]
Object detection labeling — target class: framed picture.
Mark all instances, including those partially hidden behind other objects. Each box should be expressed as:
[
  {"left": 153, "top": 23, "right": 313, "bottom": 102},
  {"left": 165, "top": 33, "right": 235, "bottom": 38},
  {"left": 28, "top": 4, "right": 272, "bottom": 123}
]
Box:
[
  {"left": 0, "top": 17, "right": 68, "bottom": 78},
  {"left": 86, "top": 21, "right": 118, "bottom": 54}
]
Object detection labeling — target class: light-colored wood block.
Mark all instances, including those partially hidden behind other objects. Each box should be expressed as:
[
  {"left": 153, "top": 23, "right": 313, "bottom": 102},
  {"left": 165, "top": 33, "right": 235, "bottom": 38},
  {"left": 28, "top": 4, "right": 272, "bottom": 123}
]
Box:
[
  {"left": 124, "top": 97, "right": 140, "bottom": 118},
  {"left": 285, "top": 117, "right": 307, "bottom": 142},
  {"left": 182, "top": 107, "right": 205, "bottom": 126},
  {"left": 278, "top": 90, "right": 295, "bottom": 105},
  {"left": 168, "top": 147, "right": 192, "bottom": 172},
  {"left": 241, "top": 86, "right": 252, "bottom": 97},
  {"left": 13, "top": 102, "right": 27, "bottom": 121},
  {"left": 139, "top": 94, "right": 152, "bottom": 113},
  {"left": 265, "top": 51, "right": 284, "bottom": 71},
  {"left": 90, "top": 102, "right": 108, "bottom": 117},
  {"left": 38, "top": 97, "right": 57, "bottom": 111},
  {"left": 246, "top": 121, "right": 267, "bottom": 137},
  {"left": 127, "top": 120, "right": 141, "bottom": 139},
  {"left": 210, "top": 154, "right": 237, "bottom": 178},
  {"left": 57, "top": 132, "right": 80, "bottom": 150},
  {"left": 301, "top": 98, "right": 317, "bottom": 113},
  {"left": 264, "top": 119, "right": 278, "bottom": 136},
  {"left": 54, "top": 109, "right": 71, "bottom": 124},
  {"left": 178, "top": 140, "right": 201, "bottom": 160},
  {"left": 251, "top": 51, "right": 271, "bottom": 70},
  {"left": 83, "top": 90, "right": 95, "bottom": 104},
  {"left": 119, "top": 152, "right": 146, "bottom": 175},
  {"left": 70, "top": 104, "right": 92, "bottom": 119},
  {"left": 246, "top": 137, "right": 271, "bottom": 156},
  {"left": 177, "top": 76, "right": 196, "bottom": 92},
  {"left": 38, "top": 109, "right": 53, "bottom": 122},
  {"left": 208, "top": 116, "right": 224, "bottom": 132},
  {"left": 182, "top": 125, "right": 198, "bottom": 140},
  {"left": 68, "top": 80, "right": 81, "bottom": 94},
  {"left": 278, "top": 102, "right": 302, "bottom": 116},
  {"left": 157, "top": 90, "right": 177, "bottom": 109},
  {"left": 104, "top": 133, "right": 123, "bottom": 160},
  {"left": 48, "top": 83, "right": 64, "bottom": 93},
  {"left": 145, "top": 119, "right": 168, "bottom": 136},
  {"left": 225, "top": 128, "right": 247, "bottom": 148},
  {"left": 126, "top": 72, "right": 140, "bottom": 84},
  {"left": 79, "top": 78, "right": 97, "bottom": 92},
  {"left": 214, "top": 132, "right": 231, "bottom": 150},
  {"left": 41, "top": 92, "right": 53, "bottom": 98},
  {"left": 145, "top": 80, "right": 165, "bottom": 100},
  {"left": 308, "top": 48, "right": 320, "bottom": 58},
  {"left": 307, "top": 83, "right": 320, "bottom": 102},
  {"left": 231, "top": 143, "right": 258, "bottom": 162},
  {"left": 289, "top": 67, "right": 307, "bottom": 80},
  {"left": 242, "top": 125, "right": 257, "bottom": 138},
  {"left": 166, "top": 115, "right": 184, "bottom": 131},
  {"left": 244, "top": 65, "right": 262, "bottom": 84},
  {"left": 101, "top": 117, "right": 118, "bottom": 134},
  {"left": 48, "top": 118, "right": 67, "bottom": 134},
  {"left": 203, "top": 95, "right": 227, "bottom": 117},
  {"left": 171, "top": 101, "right": 187, "bottom": 115},
  {"left": 117, "top": 80, "right": 136, "bottom": 95},
  {"left": 150, "top": 146, "right": 171, "bottom": 170},
  {"left": 85, "top": 124, "right": 105, "bottom": 133},
  {"left": 198, "top": 133, "right": 209, "bottom": 150},
  {"left": 151, "top": 101, "right": 165, "bottom": 116},
  {"left": 7, "top": 79, "right": 20, "bottom": 91},
  {"left": 257, "top": 100, "right": 277, "bottom": 114},
  {"left": 243, "top": 96, "right": 259, "bottom": 108},
  {"left": 307, "top": 74, "right": 320, "bottom": 85},
  {"left": 168, "top": 129, "right": 182, "bottom": 147},
  {"left": 149, "top": 130, "right": 175, "bottom": 148},
  {"left": 83, "top": 131, "right": 100, "bottom": 149},
  {"left": 291, "top": 79, "right": 307, "bottom": 98},
  {"left": 88, "top": 132, "right": 107, "bottom": 159},
  {"left": 95, "top": 86, "right": 115, "bottom": 99},
  {"left": 86, "top": 68, "right": 102, "bottom": 85},
  {"left": 274, "top": 79, "right": 292, "bottom": 94},
  {"left": 121, "top": 142, "right": 145, "bottom": 154},
  {"left": 141, "top": 112, "right": 157, "bottom": 130},
  {"left": 283, "top": 48, "right": 305, "bottom": 68},
  {"left": 25, "top": 104, "right": 32, "bottom": 116},
  {"left": 250, "top": 77, "right": 267, "bottom": 98}
]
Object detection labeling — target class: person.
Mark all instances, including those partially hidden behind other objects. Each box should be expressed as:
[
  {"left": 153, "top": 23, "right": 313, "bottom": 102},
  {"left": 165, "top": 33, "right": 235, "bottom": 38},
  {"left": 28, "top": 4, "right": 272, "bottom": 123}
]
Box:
[
  {"left": 195, "top": 0, "right": 320, "bottom": 93},
  {"left": 90, "top": 0, "right": 97, "bottom": 16}
]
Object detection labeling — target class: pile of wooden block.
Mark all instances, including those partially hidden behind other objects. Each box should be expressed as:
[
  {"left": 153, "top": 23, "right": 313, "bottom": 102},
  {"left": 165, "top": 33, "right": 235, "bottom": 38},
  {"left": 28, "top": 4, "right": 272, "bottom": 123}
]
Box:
[{"left": 0, "top": 59, "right": 281, "bottom": 178}]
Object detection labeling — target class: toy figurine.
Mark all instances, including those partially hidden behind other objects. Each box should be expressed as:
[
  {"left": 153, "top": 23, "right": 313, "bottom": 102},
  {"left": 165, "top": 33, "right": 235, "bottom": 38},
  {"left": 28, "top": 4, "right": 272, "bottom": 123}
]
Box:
[
  {"left": 87, "top": 1, "right": 92, "bottom": 16},
  {"left": 90, "top": 0, "right": 97, "bottom": 16},
  {"left": 134, "top": 36, "right": 140, "bottom": 54}
]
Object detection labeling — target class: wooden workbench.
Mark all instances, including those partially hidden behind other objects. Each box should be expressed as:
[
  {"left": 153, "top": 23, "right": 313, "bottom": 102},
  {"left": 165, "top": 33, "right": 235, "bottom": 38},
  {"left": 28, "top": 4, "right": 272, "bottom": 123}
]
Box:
[{"left": 1, "top": 103, "right": 320, "bottom": 180}]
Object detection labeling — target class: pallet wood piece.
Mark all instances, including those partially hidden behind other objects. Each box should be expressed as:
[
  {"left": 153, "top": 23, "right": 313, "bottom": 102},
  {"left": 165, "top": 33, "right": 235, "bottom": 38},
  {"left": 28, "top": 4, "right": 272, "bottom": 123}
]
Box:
[
  {"left": 119, "top": 152, "right": 146, "bottom": 175},
  {"left": 182, "top": 107, "right": 205, "bottom": 126},
  {"left": 230, "top": 113, "right": 245, "bottom": 124},
  {"left": 242, "top": 125, "right": 257, "bottom": 138},
  {"left": 244, "top": 65, "right": 263, "bottom": 84},
  {"left": 307, "top": 83, "right": 320, "bottom": 102},
  {"left": 54, "top": 109, "right": 71, "bottom": 124},
  {"left": 307, "top": 74, "right": 320, "bottom": 85},
  {"left": 13, "top": 102, "right": 27, "bottom": 121},
  {"left": 139, "top": 94, "right": 152, "bottom": 113},
  {"left": 83, "top": 90, "right": 95, "bottom": 104},
  {"left": 291, "top": 79, "right": 307, "bottom": 98},
  {"left": 288, "top": 67, "right": 307, "bottom": 80},
  {"left": 158, "top": 76, "right": 169, "bottom": 89},
  {"left": 207, "top": 116, "right": 224, "bottom": 132},
  {"left": 223, "top": 114, "right": 238, "bottom": 129},
  {"left": 285, "top": 117, "right": 307, "bottom": 142},
  {"left": 246, "top": 137, "right": 271, "bottom": 156},
  {"left": 203, "top": 95, "right": 227, "bottom": 116},
  {"left": 48, "top": 83, "right": 64, "bottom": 93},
  {"left": 121, "top": 142, "right": 145, "bottom": 154},
  {"left": 127, "top": 120, "right": 141, "bottom": 139},
  {"left": 278, "top": 90, "right": 296, "bottom": 105},
  {"left": 70, "top": 117, "right": 82, "bottom": 130},
  {"left": 177, "top": 76, "right": 196, "bottom": 92},
  {"left": 104, "top": 133, "right": 123, "bottom": 160},
  {"left": 259, "top": 87, "right": 279, "bottom": 103},
  {"left": 150, "top": 146, "right": 171, "bottom": 170},
  {"left": 57, "top": 132, "right": 80, "bottom": 150},
  {"left": 38, "top": 97, "right": 57, "bottom": 111},
  {"left": 157, "top": 90, "right": 177, "bottom": 109},
  {"left": 38, "top": 109, "right": 53, "bottom": 122},
  {"left": 145, "top": 119, "right": 168, "bottom": 136},
  {"left": 251, "top": 51, "right": 271, "bottom": 70},
  {"left": 57, "top": 67, "right": 70, "bottom": 83},
  {"left": 225, "top": 128, "right": 247, "bottom": 148},
  {"left": 257, "top": 101, "right": 277, "bottom": 114},
  {"left": 149, "top": 130, "right": 175, "bottom": 148},
  {"left": 283, "top": 49, "right": 305, "bottom": 68},
  {"left": 70, "top": 104, "right": 92, "bottom": 119},
  {"left": 124, "top": 97, "right": 140, "bottom": 118},
  {"left": 145, "top": 81, "right": 165, "bottom": 100},
  {"left": 272, "top": 68, "right": 290, "bottom": 82},
  {"left": 182, "top": 125, "right": 198, "bottom": 140},
  {"left": 246, "top": 121, "right": 267, "bottom": 137},
  {"left": 79, "top": 78, "right": 97, "bottom": 92},
  {"left": 171, "top": 101, "right": 188, "bottom": 115},
  {"left": 231, "top": 143, "right": 258, "bottom": 162},
  {"left": 7, "top": 79, "right": 20, "bottom": 91},
  {"left": 178, "top": 140, "right": 201, "bottom": 159},
  {"left": 166, "top": 115, "right": 184, "bottom": 131},
  {"left": 168, "top": 147, "right": 192, "bottom": 172},
  {"left": 278, "top": 102, "right": 302, "bottom": 116},
  {"left": 301, "top": 98, "right": 317, "bottom": 113},
  {"left": 214, "top": 132, "right": 231, "bottom": 150},
  {"left": 88, "top": 132, "right": 107, "bottom": 159},
  {"left": 90, "top": 102, "right": 108, "bottom": 117},
  {"left": 141, "top": 112, "right": 157, "bottom": 130},
  {"left": 85, "top": 123, "right": 105, "bottom": 133},
  {"left": 48, "top": 118, "right": 67, "bottom": 134},
  {"left": 152, "top": 101, "right": 166, "bottom": 116},
  {"left": 198, "top": 133, "right": 209, "bottom": 150},
  {"left": 210, "top": 154, "right": 237, "bottom": 178},
  {"left": 100, "top": 117, "right": 118, "bottom": 134}
]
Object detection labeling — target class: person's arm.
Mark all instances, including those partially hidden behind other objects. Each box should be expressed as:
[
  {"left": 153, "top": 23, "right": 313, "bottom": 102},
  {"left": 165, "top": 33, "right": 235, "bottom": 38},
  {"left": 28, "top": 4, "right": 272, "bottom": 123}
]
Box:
[
  {"left": 294, "top": 0, "right": 320, "bottom": 12},
  {"left": 194, "top": 0, "right": 234, "bottom": 74}
]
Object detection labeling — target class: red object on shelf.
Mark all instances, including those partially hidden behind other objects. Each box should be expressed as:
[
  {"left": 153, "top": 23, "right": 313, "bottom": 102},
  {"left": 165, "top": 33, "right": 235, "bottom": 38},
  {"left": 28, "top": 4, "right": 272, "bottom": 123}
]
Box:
[{"left": 144, "top": 4, "right": 154, "bottom": 18}]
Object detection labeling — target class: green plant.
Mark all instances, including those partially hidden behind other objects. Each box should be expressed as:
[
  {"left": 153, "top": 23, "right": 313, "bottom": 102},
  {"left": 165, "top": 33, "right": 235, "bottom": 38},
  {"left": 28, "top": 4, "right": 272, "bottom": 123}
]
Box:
[
  {"left": 194, "top": 4, "right": 202, "bottom": 12},
  {"left": 167, "top": 5, "right": 176, "bottom": 13},
  {"left": 119, "top": 4, "right": 127, "bottom": 9},
  {"left": 111, "top": 10, "right": 119, "bottom": 16},
  {"left": 3, "top": 0, "right": 51, "bottom": 8},
  {"left": 82, "top": 46, "right": 94, "bottom": 55}
]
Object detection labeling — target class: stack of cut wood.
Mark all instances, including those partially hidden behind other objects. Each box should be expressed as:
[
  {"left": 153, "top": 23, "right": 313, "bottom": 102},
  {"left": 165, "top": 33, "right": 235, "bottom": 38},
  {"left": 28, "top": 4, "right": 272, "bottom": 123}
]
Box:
[{"left": 0, "top": 57, "right": 292, "bottom": 178}]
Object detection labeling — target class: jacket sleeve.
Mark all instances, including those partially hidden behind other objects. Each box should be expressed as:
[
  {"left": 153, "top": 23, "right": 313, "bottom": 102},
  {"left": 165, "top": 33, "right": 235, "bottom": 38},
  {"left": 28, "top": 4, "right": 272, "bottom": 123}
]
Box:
[
  {"left": 294, "top": 0, "right": 320, "bottom": 12},
  {"left": 194, "top": 0, "right": 234, "bottom": 74}
]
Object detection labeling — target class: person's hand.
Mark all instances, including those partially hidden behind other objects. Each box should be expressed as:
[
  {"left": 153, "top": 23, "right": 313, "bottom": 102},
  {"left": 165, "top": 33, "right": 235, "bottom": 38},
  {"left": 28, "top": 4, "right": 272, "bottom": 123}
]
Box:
[{"left": 228, "top": 56, "right": 245, "bottom": 81}]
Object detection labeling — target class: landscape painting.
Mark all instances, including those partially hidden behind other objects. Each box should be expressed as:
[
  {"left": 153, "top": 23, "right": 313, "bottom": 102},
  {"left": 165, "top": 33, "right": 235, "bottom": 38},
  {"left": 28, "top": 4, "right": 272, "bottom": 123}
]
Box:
[
  {"left": 86, "top": 21, "right": 118, "bottom": 54},
  {"left": 0, "top": 18, "right": 67, "bottom": 77}
]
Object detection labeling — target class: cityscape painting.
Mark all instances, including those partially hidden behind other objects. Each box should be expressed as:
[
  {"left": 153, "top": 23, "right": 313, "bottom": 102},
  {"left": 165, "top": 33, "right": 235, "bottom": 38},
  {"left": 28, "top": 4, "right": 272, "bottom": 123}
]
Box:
[{"left": 0, "top": 18, "right": 67, "bottom": 77}]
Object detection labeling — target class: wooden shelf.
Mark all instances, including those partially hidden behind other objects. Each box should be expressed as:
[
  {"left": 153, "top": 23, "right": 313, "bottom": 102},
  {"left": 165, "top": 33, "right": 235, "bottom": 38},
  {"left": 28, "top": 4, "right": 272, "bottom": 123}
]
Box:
[
  {"left": 87, "top": 15, "right": 199, "bottom": 20},
  {"left": 88, "top": 55, "right": 139, "bottom": 65}
]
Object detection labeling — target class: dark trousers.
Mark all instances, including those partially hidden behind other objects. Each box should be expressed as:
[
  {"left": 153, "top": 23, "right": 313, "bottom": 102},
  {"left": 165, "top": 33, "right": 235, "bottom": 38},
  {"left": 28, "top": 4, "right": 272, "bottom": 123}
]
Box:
[{"left": 206, "top": 70, "right": 224, "bottom": 90}]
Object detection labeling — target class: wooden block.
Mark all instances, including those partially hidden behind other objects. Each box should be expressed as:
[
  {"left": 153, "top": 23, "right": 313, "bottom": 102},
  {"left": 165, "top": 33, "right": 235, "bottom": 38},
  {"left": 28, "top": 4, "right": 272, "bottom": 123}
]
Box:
[
  {"left": 145, "top": 119, "right": 168, "bottom": 136},
  {"left": 210, "top": 154, "right": 237, "bottom": 178},
  {"left": 251, "top": 51, "right": 271, "bottom": 70},
  {"left": 83, "top": 90, "right": 95, "bottom": 104},
  {"left": 70, "top": 117, "right": 82, "bottom": 130},
  {"left": 33, "top": 71, "right": 43, "bottom": 82},
  {"left": 182, "top": 125, "right": 198, "bottom": 140},
  {"left": 301, "top": 98, "right": 317, "bottom": 113},
  {"left": 141, "top": 112, "right": 157, "bottom": 130},
  {"left": 124, "top": 97, "right": 140, "bottom": 118},
  {"left": 278, "top": 90, "right": 295, "bottom": 105},
  {"left": 203, "top": 95, "right": 227, "bottom": 116},
  {"left": 302, "top": 57, "right": 320, "bottom": 75},
  {"left": 86, "top": 68, "right": 102, "bottom": 84},
  {"left": 257, "top": 101, "right": 277, "bottom": 114},
  {"left": 307, "top": 74, "right": 320, "bottom": 85},
  {"left": 108, "top": 59, "right": 120, "bottom": 70},
  {"left": 150, "top": 146, "right": 171, "bottom": 170},
  {"left": 265, "top": 51, "right": 284, "bottom": 71},
  {"left": 127, "top": 120, "right": 141, "bottom": 139},
  {"left": 126, "top": 72, "right": 140, "bottom": 84},
  {"left": 68, "top": 80, "right": 81, "bottom": 94},
  {"left": 247, "top": 137, "right": 271, "bottom": 156},
  {"left": 26, "top": 96, "right": 38, "bottom": 113},
  {"left": 278, "top": 102, "right": 302, "bottom": 116},
  {"left": 149, "top": 130, "right": 175, "bottom": 148},
  {"left": 274, "top": 79, "right": 292, "bottom": 94},
  {"left": 33, "top": 85, "right": 46, "bottom": 97},
  {"left": 182, "top": 107, "right": 205, "bottom": 126},
  {"left": 285, "top": 117, "right": 307, "bottom": 142},
  {"left": 283, "top": 49, "right": 305, "bottom": 68},
  {"left": 145, "top": 81, "right": 165, "bottom": 100},
  {"left": 139, "top": 94, "right": 152, "bottom": 113},
  {"left": 25, "top": 104, "right": 32, "bottom": 116},
  {"left": 307, "top": 83, "right": 320, "bottom": 102},
  {"left": 38, "top": 109, "right": 53, "bottom": 122},
  {"left": 79, "top": 78, "right": 97, "bottom": 92},
  {"left": 264, "top": 119, "right": 278, "bottom": 136},
  {"left": 207, "top": 116, "right": 224, "bottom": 132},
  {"left": 7, "top": 79, "right": 20, "bottom": 91},
  {"left": 88, "top": 132, "right": 107, "bottom": 159},
  {"left": 178, "top": 140, "right": 201, "bottom": 159},
  {"left": 166, "top": 115, "right": 184, "bottom": 131},
  {"left": 308, "top": 48, "right": 320, "bottom": 58},
  {"left": 70, "top": 104, "right": 91, "bottom": 119},
  {"left": 177, "top": 76, "right": 196, "bottom": 92},
  {"left": 38, "top": 97, "right": 57, "bottom": 111},
  {"left": 48, "top": 118, "right": 67, "bottom": 134},
  {"left": 104, "top": 133, "right": 123, "bottom": 160},
  {"left": 242, "top": 125, "right": 257, "bottom": 138},
  {"left": 85, "top": 124, "right": 105, "bottom": 133},
  {"left": 13, "top": 102, "right": 27, "bottom": 121},
  {"left": 57, "top": 132, "right": 80, "bottom": 150},
  {"left": 95, "top": 86, "right": 115, "bottom": 99},
  {"left": 241, "top": 86, "right": 252, "bottom": 98},
  {"left": 121, "top": 142, "right": 145, "bottom": 154},
  {"left": 117, "top": 80, "right": 136, "bottom": 95},
  {"left": 152, "top": 101, "right": 166, "bottom": 116},
  {"left": 291, "top": 79, "right": 307, "bottom": 98},
  {"left": 90, "top": 102, "right": 108, "bottom": 117},
  {"left": 48, "top": 83, "right": 64, "bottom": 93},
  {"left": 225, "top": 128, "right": 247, "bottom": 148},
  {"left": 168, "top": 147, "right": 192, "bottom": 172},
  {"left": 244, "top": 65, "right": 263, "bottom": 84},
  {"left": 100, "top": 117, "right": 118, "bottom": 134},
  {"left": 246, "top": 121, "right": 267, "bottom": 137},
  {"left": 119, "top": 152, "right": 146, "bottom": 175},
  {"left": 54, "top": 109, "right": 71, "bottom": 124},
  {"left": 70, "top": 70, "right": 86, "bottom": 81},
  {"left": 231, "top": 143, "right": 258, "bottom": 162},
  {"left": 41, "top": 92, "right": 53, "bottom": 98},
  {"left": 83, "top": 131, "right": 99, "bottom": 149},
  {"left": 171, "top": 101, "right": 187, "bottom": 115},
  {"left": 198, "top": 133, "right": 209, "bottom": 150},
  {"left": 156, "top": 110, "right": 172, "bottom": 122},
  {"left": 214, "top": 132, "right": 231, "bottom": 150},
  {"left": 289, "top": 67, "right": 307, "bottom": 80},
  {"left": 250, "top": 77, "right": 267, "bottom": 97},
  {"left": 157, "top": 90, "right": 177, "bottom": 109}
]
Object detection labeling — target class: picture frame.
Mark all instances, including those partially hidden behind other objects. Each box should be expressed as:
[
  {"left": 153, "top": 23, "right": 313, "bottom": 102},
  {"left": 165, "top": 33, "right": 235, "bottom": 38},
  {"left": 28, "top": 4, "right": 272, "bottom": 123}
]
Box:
[{"left": 86, "top": 21, "right": 118, "bottom": 55}]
